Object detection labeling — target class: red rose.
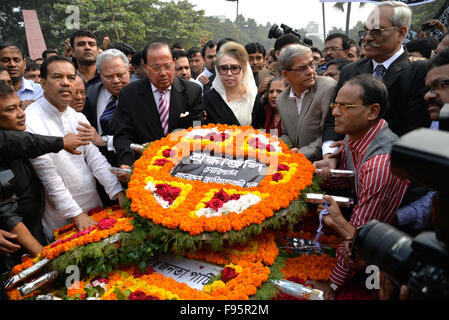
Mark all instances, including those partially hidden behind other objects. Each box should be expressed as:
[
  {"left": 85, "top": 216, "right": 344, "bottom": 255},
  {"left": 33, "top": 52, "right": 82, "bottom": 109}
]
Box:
[
  {"left": 97, "top": 218, "right": 117, "bottom": 230},
  {"left": 153, "top": 158, "right": 169, "bottom": 166},
  {"left": 229, "top": 194, "right": 241, "bottom": 201},
  {"left": 272, "top": 172, "right": 283, "bottom": 182},
  {"left": 277, "top": 164, "right": 290, "bottom": 171},
  {"left": 221, "top": 267, "right": 238, "bottom": 282},
  {"left": 162, "top": 149, "right": 172, "bottom": 158},
  {"left": 248, "top": 137, "right": 265, "bottom": 149},
  {"left": 213, "top": 189, "right": 229, "bottom": 202},
  {"left": 204, "top": 198, "right": 224, "bottom": 211},
  {"left": 154, "top": 184, "right": 181, "bottom": 205},
  {"left": 266, "top": 144, "right": 275, "bottom": 152}
]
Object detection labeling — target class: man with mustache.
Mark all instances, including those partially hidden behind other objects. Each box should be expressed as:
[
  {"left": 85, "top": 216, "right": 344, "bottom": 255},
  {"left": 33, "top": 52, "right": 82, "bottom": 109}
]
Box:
[
  {"left": 24, "top": 55, "right": 125, "bottom": 242},
  {"left": 320, "top": 1, "right": 431, "bottom": 162},
  {"left": 0, "top": 41, "right": 43, "bottom": 109},
  {"left": 276, "top": 44, "right": 336, "bottom": 162},
  {"left": 394, "top": 48, "right": 449, "bottom": 232},
  {"left": 69, "top": 29, "right": 102, "bottom": 89},
  {"left": 109, "top": 42, "right": 203, "bottom": 182}
]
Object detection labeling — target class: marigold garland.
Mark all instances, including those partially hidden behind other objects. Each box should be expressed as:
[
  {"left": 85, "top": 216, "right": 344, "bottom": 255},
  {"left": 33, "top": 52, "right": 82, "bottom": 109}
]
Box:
[{"left": 127, "top": 124, "right": 315, "bottom": 236}]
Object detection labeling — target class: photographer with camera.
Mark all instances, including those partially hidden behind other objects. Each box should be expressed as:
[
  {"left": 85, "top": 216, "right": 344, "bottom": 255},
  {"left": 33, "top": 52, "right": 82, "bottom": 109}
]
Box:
[
  {"left": 310, "top": 74, "right": 410, "bottom": 299},
  {"left": 0, "top": 81, "right": 89, "bottom": 272}
]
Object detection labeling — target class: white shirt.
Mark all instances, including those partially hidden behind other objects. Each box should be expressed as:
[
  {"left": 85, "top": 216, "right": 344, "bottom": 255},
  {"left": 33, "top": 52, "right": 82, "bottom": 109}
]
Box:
[
  {"left": 372, "top": 46, "right": 404, "bottom": 73},
  {"left": 96, "top": 86, "right": 115, "bottom": 151},
  {"left": 25, "top": 97, "right": 123, "bottom": 239},
  {"left": 289, "top": 87, "right": 309, "bottom": 117}
]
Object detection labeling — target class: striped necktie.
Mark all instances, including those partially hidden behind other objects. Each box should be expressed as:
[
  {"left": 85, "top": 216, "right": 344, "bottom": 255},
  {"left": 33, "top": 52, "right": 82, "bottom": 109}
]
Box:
[
  {"left": 99, "top": 95, "right": 117, "bottom": 132},
  {"left": 158, "top": 90, "right": 169, "bottom": 135},
  {"left": 373, "top": 64, "right": 387, "bottom": 79}
]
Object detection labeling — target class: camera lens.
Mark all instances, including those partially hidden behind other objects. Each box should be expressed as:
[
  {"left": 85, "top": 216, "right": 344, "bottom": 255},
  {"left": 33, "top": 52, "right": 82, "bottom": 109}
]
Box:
[{"left": 354, "top": 220, "right": 414, "bottom": 283}]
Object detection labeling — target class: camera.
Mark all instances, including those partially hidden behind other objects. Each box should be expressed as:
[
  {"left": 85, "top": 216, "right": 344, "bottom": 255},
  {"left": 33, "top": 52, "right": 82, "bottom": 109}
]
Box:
[
  {"left": 0, "top": 169, "right": 14, "bottom": 202},
  {"left": 352, "top": 127, "right": 449, "bottom": 299},
  {"left": 268, "top": 23, "right": 313, "bottom": 47}
]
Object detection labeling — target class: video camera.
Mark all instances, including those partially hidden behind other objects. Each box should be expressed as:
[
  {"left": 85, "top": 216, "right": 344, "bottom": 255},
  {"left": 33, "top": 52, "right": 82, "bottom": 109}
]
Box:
[
  {"left": 268, "top": 23, "right": 313, "bottom": 47},
  {"left": 0, "top": 169, "right": 14, "bottom": 202},
  {"left": 352, "top": 108, "right": 449, "bottom": 299}
]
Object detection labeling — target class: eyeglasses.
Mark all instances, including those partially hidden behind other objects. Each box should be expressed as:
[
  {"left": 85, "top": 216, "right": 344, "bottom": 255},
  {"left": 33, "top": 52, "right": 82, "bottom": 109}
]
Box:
[
  {"left": 428, "top": 79, "right": 449, "bottom": 92},
  {"left": 330, "top": 103, "right": 365, "bottom": 113},
  {"left": 149, "top": 63, "right": 173, "bottom": 73},
  {"left": 358, "top": 26, "right": 399, "bottom": 39},
  {"left": 284, "top": 61, "right": 315, "bottom": 73},
  {"left": 102, "top": 72, "right": 128, "bottom": 81},
  {"left": 218, "top": 64, "right": 242, "bottom": 75},
  {"left": 323, "top": 47, "right": 344, "bottom": 54}
]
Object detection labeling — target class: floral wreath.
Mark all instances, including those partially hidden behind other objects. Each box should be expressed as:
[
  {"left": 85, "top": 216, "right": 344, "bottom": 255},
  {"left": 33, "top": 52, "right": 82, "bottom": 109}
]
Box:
[{"left": 127, "top": 124, "right": 315, "bottom": 238}]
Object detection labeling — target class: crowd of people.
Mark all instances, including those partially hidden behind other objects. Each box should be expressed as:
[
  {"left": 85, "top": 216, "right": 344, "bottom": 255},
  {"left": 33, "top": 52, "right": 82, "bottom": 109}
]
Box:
[{"left": 1, "top": 0, "right": 448, "bottom": 299}]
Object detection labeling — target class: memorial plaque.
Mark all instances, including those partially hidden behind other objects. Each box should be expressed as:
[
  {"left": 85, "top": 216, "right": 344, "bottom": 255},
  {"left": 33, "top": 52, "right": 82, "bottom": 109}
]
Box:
[{"left": 170, "top": 152, "right": 268, "bottom": 188}]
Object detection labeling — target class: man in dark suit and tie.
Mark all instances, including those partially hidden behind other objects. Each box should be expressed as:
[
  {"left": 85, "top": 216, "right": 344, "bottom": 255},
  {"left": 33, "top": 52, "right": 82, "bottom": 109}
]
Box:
[
  {"left": 110, "top": 42, "right": 203, "bottom": 177},
  {"left": 81, "top": 48, "right": 130, "bottom": 167},
  {"left": 321, "top": 1, "right": 431, "bottom": 162}
]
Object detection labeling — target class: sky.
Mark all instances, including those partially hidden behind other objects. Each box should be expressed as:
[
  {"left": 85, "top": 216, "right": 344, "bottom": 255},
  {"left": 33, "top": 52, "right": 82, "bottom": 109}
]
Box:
[{"left": 179, "top": 0, "right": 377, "bottom": 35}]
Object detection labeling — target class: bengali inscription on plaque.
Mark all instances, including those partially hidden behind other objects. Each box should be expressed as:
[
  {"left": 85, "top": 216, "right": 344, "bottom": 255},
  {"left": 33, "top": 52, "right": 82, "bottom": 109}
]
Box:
[
  {"left": 147, "top": 254, "right": 223, "bottom": 290},
  {"left": 170, "top": 152, "right": 268, "bottom": 188}
]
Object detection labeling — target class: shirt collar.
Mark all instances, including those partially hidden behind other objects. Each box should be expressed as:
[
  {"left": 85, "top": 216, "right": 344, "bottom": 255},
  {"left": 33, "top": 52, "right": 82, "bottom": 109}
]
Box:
[
  {"left": 151, "top": 82, "right": 171, "bottom": 93},
  {"left": 289, "top": 87, "right": 308, "bottom": 100},
  {"left": 348, "top": 119, "right": 387, "bottom": 155},
  {"left": 18, "top": 77, "right": 35, "bottom": 94},
  {"left": 372, "top": 46, "right": 404, "bottom": 71}
]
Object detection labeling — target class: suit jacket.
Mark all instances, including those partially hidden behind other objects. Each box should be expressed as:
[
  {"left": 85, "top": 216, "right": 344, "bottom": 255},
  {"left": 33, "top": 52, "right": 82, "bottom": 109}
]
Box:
[
  {"left": 323, "top": 51, "right": 431, "bottom": 141},
  {"left": 111, "top": 76, "right": 203, "bottom": 166},
  {"left": 277, "top": 76, "right": 337, "bottom": 162}
]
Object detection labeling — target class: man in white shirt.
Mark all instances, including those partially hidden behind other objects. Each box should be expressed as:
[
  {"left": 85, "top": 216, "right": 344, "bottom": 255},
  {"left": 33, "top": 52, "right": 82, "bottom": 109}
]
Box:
[
  {"left": 25, "top": 55, "right": 125, "bottom": 241},
  {"left": 0, "top": 41, "right": 43, "bottom": 108}
]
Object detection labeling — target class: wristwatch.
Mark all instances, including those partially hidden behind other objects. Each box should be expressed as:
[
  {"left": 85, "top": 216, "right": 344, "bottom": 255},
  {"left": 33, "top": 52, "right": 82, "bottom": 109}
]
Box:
[
  {"left": 101, "top": 135, "right": 109, "bottom": 146},
  {"left": 329, "top": 281, "right": 339, "bottom": 292}
]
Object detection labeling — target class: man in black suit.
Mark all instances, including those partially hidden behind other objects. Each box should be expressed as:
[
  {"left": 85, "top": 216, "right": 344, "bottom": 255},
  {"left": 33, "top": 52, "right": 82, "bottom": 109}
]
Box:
[
  {"left": 81, "top": 48, "right": 130, "bottom": 167},
  {"left": 321, "top": 1, "right": 431, "bottom": 161},
  {"left": 110, "top": 42, "right": 203, "bottom": 176}
]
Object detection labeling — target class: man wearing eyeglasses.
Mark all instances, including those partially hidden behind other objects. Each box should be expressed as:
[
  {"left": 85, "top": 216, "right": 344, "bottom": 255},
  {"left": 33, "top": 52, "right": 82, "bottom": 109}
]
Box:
[
  {"left": 323, "top": 33, "right": 350, "bottom": 64},
  {"left": 310, "top": 74, "right": 410, "bottom": 299},
  {"left": 321, "top": 1, "right": 431, "bottom": 162},
  {"left": 276, "top": 44, "right": 336, "bottom": 162},
  {"left": 110, "top": 42, "right": 203, "bottom": 178}
]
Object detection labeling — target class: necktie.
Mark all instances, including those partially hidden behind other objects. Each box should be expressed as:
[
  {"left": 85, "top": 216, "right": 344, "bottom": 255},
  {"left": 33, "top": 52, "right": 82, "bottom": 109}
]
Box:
[
  {"left": 99, "top": 95, "right": 117, "bottom": 132},
  {"left": 158, "top": 90, "right": 169, "bottom": 135},
  {"left": 373, "top": 64, "right": 387, "bottom": 79}
]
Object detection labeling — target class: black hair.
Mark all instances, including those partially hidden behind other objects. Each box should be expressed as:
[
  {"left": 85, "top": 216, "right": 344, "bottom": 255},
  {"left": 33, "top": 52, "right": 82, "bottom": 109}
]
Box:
[
  {"left": 69, "top": 29, "right": 97, "bottom": 49},
  {"left": 40, "top": 55, "right": 75, "bottom": 80},
  {"left": 42, "top": 48, "right": 59, "bottom": 59},
  {"left": 173, "top": 50, "right": 188, "bottom": 60},
  {"left": 405, "top": 39, "right": 438, "bottom": 59},
  {"left": 202, "top": 40, "right": 217, "bottom": 57},
  {"left": 245, "top": 42, "right": 266, "bottom": 57},
  {"left": 274, "top": 34, "right": 300, "bottom": 52},
  {"left": 26, "top": 60, "right": 40, "bottom": 72},
  {"left": 0, "top": 81, "right": 15, "bottom": 97},
  {"left": 172, "top": 42, "right": 185, "bottom": 50},
  {"left": 0, "top": 41, "right": 23, "bottom": 57},
  {"left": 327, "top": 58, "right": 351, "bottom": 71},
  {"left": 430, "top": 47, "right": 449, "bottom": 69},
  {"left": 186, "top": 47, "right": 201, "bottom": 59},
  {"left": 325, "top": 33, "right": 350, "bottom": 51},
  {"left": 346, "top": 74, "right": 389, "bottom": 119},
  {"left": 310, "top": 47, "right": 322, "bottom": 57},
  {"left": 130, "top": 50, "right": 144, "bottom": 67},
  {"left": 110, "top": 42, "right": 136, "bottom": 57},
  {"left": 143, "top": 42, "right": 171, "bottom": 64}
]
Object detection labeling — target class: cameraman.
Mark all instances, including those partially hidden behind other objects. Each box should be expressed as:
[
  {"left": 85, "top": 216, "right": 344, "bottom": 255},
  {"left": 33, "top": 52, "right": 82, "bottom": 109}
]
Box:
[
  {"left": 0, "top": 82, "right": 88, "bottom": 272},
  {"left": 310, "top": 75, "right": 410, "bottom": 299}
]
